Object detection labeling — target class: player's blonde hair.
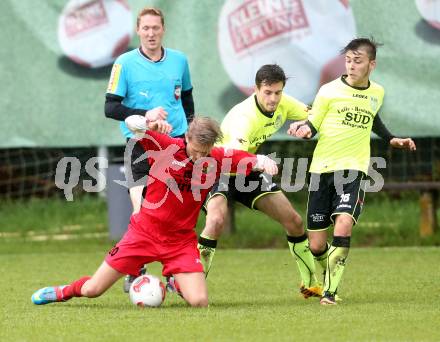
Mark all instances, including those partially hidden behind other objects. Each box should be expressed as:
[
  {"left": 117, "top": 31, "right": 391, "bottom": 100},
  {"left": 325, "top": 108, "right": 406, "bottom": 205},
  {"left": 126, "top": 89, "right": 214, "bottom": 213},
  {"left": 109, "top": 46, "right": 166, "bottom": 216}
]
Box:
[
  {"left": 186, "top": 117, "right": 223, "bottom": 146},
  {"left": 136, "top": 7, "right": 164, "bottom": 28}
]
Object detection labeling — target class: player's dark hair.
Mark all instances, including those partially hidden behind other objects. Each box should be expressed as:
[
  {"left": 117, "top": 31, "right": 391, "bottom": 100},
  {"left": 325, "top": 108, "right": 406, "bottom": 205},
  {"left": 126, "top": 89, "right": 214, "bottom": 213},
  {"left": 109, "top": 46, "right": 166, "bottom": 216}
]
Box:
[
  {"left": 341, "top": 37, "right": 383, "bottom": 60},
  {"left": 137, "top": 7, "right": 165, "bottom": 28},
  {"left": 187, "top": 117, "right": 223, "bottom": 146},
  {"left": 255, "top": 64, "right": 287, "bottom": 88}
]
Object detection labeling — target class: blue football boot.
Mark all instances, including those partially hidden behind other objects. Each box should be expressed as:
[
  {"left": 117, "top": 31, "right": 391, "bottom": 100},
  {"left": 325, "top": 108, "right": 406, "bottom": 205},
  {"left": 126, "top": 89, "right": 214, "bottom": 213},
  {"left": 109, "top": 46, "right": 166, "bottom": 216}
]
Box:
[{"left": 31, "top": 286, "right": 67, "bottom": 305}]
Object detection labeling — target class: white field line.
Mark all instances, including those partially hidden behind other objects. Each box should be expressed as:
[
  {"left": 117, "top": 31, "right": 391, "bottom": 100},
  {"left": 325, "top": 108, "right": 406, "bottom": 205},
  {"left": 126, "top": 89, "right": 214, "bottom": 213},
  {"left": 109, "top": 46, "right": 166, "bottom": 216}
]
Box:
[{"left": 0, "top": 231, "right": 107, "bottom": 241}]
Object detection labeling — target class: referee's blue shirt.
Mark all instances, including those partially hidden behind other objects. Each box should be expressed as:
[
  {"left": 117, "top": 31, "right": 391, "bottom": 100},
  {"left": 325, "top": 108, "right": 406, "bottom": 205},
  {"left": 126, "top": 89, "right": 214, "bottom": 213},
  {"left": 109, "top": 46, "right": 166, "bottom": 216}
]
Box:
[{"left": 107, "top": 47, "right": 192, "bottom": 138}]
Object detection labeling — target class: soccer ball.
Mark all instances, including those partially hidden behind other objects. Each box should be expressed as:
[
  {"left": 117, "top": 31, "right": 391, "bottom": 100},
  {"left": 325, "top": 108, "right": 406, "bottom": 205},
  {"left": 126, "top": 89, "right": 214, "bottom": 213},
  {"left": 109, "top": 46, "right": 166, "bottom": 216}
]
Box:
[
  {"left": 58, "top": 0, "right": 134, "bottom": 68},
  {"left": 129, "top": 274, "right": 166, "bottom": 307}
]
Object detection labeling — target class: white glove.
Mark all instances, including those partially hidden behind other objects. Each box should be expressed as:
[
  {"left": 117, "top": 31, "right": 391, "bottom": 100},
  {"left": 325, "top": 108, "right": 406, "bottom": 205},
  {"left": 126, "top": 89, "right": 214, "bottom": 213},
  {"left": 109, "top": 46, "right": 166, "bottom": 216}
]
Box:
[
  {"left": 255, "top": 155, "right": 278, "bottom": 175},
  {"left": 125, "top": 115, "right": 147, "bottom": 133}
]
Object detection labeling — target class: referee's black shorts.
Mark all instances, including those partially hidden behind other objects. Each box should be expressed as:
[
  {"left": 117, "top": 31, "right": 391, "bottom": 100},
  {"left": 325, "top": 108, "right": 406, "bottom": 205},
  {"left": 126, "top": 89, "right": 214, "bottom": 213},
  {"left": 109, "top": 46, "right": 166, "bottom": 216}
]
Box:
[{"left": 125, "top": 138, "right": 150, "bottom": 189}]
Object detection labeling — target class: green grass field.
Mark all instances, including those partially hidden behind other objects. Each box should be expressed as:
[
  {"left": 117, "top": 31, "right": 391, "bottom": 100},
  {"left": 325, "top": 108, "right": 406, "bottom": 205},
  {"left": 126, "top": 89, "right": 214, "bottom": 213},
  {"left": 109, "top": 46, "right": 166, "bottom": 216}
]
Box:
[
  {"left": 1, "top": 195, "right": 439, "bottom": 341},
  {"left": 1, "top": 193, "right": 439, "bottom": 247},
  {"left": 1, "top": 239, "right": 439, "bottom": 342}
]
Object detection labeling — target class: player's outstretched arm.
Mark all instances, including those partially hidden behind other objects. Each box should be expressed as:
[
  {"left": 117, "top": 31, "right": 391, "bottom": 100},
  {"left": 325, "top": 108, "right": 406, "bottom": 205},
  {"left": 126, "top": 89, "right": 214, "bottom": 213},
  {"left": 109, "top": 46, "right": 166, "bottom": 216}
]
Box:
[
  {"left": 125, "top": 115, "right": 172, "bottom": 134},
  {"left": 390, "top": 137, "right": 416, "bottom": 151},
  {"left": 372, "top": 114, "right": 415, "bottom": 151}
]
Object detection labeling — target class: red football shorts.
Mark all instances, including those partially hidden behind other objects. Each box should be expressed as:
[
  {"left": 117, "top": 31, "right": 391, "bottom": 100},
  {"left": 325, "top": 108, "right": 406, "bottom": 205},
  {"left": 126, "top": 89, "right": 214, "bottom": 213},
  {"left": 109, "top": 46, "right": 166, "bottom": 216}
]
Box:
[{"left": 105, "top": 223, "right": 203, "bottom": 277}]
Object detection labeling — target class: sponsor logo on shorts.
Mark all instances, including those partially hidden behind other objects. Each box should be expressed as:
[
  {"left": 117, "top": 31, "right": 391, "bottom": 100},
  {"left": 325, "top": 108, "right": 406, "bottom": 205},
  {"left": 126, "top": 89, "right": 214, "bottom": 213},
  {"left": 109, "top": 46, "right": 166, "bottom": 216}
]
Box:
[
  {"left": 311, "top": 213, "right": 326, "bottom": 222},
  {"left": 336, "top": 204, "right": 352, "bottom": 209}
]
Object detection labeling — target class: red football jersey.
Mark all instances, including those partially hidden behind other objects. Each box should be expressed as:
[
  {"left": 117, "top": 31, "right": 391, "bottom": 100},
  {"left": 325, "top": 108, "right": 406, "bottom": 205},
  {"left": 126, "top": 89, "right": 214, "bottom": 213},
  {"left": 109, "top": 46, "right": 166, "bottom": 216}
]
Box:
[{"left": 133, "top": 131, "right": 256, "bottom": 236}]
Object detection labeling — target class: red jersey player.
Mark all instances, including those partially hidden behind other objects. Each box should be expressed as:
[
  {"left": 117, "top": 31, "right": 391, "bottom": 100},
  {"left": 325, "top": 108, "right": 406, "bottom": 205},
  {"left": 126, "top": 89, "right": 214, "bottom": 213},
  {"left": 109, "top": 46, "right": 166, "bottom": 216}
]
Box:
[{"left": 31, "top": 117, "right": 277, "bottom": 307}]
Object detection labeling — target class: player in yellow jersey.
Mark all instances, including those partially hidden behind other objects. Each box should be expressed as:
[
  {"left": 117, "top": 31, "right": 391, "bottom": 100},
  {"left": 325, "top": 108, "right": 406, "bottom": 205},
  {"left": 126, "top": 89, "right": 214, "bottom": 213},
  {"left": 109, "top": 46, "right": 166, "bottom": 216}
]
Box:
[
  {"left": 197, "top": 64, "right": 322, "bottom": 298},
  {"left": 288, "top": 38, "right": 416, "bottom": 305}
]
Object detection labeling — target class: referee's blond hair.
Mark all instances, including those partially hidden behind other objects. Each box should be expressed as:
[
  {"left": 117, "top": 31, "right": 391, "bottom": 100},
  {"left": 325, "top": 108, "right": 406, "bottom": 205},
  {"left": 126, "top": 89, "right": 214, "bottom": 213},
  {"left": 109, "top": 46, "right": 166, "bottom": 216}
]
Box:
[{"left": 136, "top": 7, "right": 165, "bottom": 28}]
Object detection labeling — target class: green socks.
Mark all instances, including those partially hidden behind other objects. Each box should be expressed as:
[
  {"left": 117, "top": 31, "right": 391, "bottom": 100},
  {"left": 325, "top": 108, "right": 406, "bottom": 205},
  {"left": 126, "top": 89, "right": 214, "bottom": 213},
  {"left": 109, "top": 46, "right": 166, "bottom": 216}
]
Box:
[
  {"left": 312, "top": 242, "right": 330, "bottom": 276},
  {"left": 324, "top": 236, "right": 350, "bottom": 294},
  {"left": 197, "top": 235, "right": 217, "bottom": 277},
  {"left": 287, "top": 234, "right": 319, "bottom": 287}
]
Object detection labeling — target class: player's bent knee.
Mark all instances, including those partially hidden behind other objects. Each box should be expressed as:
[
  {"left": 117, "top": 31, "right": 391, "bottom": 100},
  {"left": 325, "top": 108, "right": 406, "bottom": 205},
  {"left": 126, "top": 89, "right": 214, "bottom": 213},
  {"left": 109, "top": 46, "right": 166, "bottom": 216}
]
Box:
[
  {"left": 206, "top": 202, "right": 227, "bottom": 235},
  {"left": 291, "top": 211, "right": 303, "bottom": 229},
  {"left": 187, "top": 295, "right": 209, "bottom": 307},
  {"left": 208, "top": 212, "right": 226, "bottom": 232},
  {"left": 309, "top": 240, "right": 326, "bottom": 255},
  {"left": 281, "top": 211, "right": 304, "bottom": 234}
]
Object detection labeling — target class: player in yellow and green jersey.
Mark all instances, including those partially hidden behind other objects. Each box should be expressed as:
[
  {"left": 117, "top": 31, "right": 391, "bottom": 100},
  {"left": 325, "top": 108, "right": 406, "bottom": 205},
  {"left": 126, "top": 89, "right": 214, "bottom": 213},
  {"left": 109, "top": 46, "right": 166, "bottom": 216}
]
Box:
[
  {"left": 197, "top": 64, "right": 322, "bottom": 299},
  {"left": 288, "top": 38, "right": 416, "bottom": 305}
]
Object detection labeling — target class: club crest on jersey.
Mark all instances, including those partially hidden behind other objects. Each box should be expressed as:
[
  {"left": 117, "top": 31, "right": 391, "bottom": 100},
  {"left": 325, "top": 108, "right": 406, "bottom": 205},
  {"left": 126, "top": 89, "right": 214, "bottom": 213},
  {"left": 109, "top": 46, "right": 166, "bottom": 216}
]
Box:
[
  {"left": 174, "top": 85, "right": 182, "bottom": 100},
  {"left": 274, "top": 114, "right": 283, "bottom": 129},
  {"left": 370, "top": 96, "right": 378, "bottom": 112}
]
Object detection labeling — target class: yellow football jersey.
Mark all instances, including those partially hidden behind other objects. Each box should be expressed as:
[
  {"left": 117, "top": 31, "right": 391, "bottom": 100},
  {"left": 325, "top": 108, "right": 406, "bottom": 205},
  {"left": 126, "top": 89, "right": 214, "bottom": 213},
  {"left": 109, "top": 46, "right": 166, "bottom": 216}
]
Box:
[
  {"left": 219, "top": 94, "right": 308, "bottom": 153},
  {"left": 309, "top": 76, "right": 385, "bottom": 174}
]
